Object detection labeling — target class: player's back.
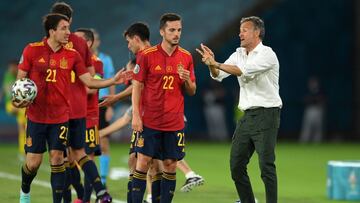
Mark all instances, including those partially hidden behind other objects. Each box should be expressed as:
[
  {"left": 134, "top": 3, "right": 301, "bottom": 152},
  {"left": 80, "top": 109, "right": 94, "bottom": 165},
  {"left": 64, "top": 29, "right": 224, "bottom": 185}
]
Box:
[{"left": 66, "top": 33, "right": 93, "bottom": 119}]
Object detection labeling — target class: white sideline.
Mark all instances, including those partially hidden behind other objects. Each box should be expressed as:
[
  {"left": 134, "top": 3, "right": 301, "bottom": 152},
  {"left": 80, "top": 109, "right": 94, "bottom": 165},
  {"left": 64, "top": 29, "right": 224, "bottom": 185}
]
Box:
[{"left": 0, "top": 171, "right": 125, "bottom": 203}]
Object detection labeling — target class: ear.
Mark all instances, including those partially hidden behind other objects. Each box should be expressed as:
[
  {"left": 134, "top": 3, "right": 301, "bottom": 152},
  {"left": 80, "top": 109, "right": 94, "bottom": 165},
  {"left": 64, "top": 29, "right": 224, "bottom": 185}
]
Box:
[
  {"left": 254, "top": 29, "right": 260, "bottom": 38},
  {"left": 49, "top": 29, "right": 55, "bottom": 36},
  {"left": 160, "top": 28, "right": 164, "bottom": 37}
]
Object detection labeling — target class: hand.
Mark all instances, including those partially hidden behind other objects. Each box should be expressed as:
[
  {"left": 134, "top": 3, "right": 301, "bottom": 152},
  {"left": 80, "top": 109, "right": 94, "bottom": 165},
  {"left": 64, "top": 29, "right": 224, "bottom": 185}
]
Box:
[
  {"left": 99, "top": 129, "right": 106, "bottom": 138},
  {"left": 12, "top": 99, "right": 31, "bottom": 108},
  {"left": 132, "top": 113, "right": 143, "bottom": 132},
  {"left": 196, "top": 43, "right": 217, "bottom": 66},
  {"left": 177, "top": 67, "right": 190, "bottom": 82},
  {"left": 99, "top": 95, "right": 118, "bottom": 107},
  {"left": 105, "top": 106, "right": 113, "bottom": 122},
  {"left": 114, "top": 68, "right": 133, "bottom": 84}
]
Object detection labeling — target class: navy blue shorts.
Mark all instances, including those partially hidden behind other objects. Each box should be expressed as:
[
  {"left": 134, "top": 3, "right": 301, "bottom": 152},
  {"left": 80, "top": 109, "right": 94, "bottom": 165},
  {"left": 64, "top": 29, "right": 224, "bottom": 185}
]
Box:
[
  {"left": 129, "top": 130, "right": 138, "bottom": 154},
  {"left": 68, "top": 118, "right": 86, "bottom": 149},
  {"left": 25, "top": 119, "right": 68, "bottom": 153},
  {"left": 135, "top": 126, "right": 185, "bottom": 160},
  {"left": 84, "top": 125, "right": 101, "bottom": 156}
]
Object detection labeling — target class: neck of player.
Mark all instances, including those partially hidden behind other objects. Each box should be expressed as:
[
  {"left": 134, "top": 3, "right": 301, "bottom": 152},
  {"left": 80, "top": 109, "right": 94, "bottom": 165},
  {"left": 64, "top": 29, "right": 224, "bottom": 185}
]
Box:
[
  {"left": 161, "top": 41, "right": 177, "bottom": 56},
  {"left": 47, "top": 38, "right": 62, "bottom": 52}
]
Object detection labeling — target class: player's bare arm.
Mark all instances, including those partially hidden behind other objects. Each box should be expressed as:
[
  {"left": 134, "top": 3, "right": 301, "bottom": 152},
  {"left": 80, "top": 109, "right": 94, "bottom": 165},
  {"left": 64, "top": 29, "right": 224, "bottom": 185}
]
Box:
[
  {"left": 131, "top": 80, "right": 143, "bottom": 132},
  {"left": 99, "top": 84, "right": 133, "bottom": 107}
]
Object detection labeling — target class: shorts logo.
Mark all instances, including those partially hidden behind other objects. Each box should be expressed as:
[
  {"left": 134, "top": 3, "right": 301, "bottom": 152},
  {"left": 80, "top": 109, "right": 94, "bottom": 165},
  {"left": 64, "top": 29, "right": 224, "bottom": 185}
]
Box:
[
  {"left": 137, "top": 136, "right": 144, "bottom": 148},
  {"left": 26, "top": 137, "right": 32, "bottom": 147},
  {"left": 133, "top": 64, "right": 140, "bottom": 74}
]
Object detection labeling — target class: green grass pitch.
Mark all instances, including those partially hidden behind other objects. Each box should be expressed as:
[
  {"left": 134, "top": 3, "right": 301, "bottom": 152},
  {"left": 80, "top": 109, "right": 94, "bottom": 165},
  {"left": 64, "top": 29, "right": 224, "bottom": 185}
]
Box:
[{"left": 0, "top": 142, "right": 357, "bottom": 203}]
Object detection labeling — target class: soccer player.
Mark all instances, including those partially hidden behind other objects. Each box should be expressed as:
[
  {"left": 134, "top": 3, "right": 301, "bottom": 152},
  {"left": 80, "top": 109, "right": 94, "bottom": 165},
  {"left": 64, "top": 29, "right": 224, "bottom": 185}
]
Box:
[
  {"left": 51, "top": 2, "right": 90, "bottom": 202},
  {"left": 14, "top": 13, "right": 126, "bottom": 203},
  {"left": 74, "top": 27, "right": 104, "bottom": 203},
  {"left": 91, "top": 29, "right": 116, "bottom": 186},
  {"left": 132, "top": 13, "right": 196, "bottom": 203},
  {"left": 50, "top": 2, "right": 121, "bottom": 202}
]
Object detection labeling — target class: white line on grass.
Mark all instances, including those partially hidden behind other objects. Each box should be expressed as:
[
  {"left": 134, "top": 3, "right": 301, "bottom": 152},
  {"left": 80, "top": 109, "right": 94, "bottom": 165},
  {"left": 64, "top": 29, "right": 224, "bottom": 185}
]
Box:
[{"left": 0, "top": 171, "right": 125, "bottom": 203}]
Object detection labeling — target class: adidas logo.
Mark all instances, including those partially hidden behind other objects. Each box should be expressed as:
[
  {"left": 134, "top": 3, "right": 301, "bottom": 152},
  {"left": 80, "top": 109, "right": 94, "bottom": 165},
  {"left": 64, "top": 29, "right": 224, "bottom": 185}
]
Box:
[
  {"left": 38, "top": 57, "right": 45, "bottom": 63},
  {"left": 155, "top": 65, "right": 161, "bottom": 71}
]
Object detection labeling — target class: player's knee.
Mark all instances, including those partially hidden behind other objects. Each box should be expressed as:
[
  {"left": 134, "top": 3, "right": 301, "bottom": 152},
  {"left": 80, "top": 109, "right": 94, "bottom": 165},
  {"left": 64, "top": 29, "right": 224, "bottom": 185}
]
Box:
[
  {"left": 49, "top": 150, "right": 64, "bottom": 165},
  {"left": 128, "top": 153, "right": 136, "bottom": 169},
  {"left": 26, "top": 161, "right": 41, "bottom": 172},
  {"left": 162, "top": 159, "right": 177, "bottom": 172}
]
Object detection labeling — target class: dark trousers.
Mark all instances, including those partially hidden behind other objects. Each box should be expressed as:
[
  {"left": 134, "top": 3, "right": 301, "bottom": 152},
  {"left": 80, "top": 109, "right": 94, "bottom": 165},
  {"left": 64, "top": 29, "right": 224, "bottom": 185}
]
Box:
[{"left": 230, "top": 107, "right": 281, "bottom": 203}]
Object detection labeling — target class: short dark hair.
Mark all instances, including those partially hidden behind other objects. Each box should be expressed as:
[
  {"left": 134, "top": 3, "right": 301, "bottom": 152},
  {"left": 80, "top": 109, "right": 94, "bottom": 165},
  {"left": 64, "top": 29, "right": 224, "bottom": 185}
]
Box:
[
  {"left": 240, "top": 16, "right": 265, "bottom": 40},
  {"left": 76, "top": 28, "right": 94, "bottom": 44},
  {"left": 51, "top": 2, "right": 73, "bottom": 19},
  {"left": 123, "top": 22, "right": 150, "bottom": 41},
  {"left": 159, "top": 13, "right": 181, "bottom": 29},
  {"left": 43, "top": 13, "right": 69, "bottom": 37}
]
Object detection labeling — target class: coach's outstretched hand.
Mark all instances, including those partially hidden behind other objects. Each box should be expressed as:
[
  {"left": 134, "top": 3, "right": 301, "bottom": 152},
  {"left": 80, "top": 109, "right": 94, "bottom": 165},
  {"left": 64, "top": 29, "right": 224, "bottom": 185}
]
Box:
[{"left": 196, "top": 43, "right": 216, "bottom": 66}]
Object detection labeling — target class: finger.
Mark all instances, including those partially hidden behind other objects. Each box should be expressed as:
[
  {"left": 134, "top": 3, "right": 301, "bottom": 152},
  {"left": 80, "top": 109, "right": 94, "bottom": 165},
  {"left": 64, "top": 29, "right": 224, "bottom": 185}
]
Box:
[
  {"left": 195, "top": 48, "right": 204, "bottom": 56},
  {"left": 99, "top": 100, "right": 107, "bottom": 107},
  {"left": 203, "top": 45, "right": 213, "bottom": 54}
]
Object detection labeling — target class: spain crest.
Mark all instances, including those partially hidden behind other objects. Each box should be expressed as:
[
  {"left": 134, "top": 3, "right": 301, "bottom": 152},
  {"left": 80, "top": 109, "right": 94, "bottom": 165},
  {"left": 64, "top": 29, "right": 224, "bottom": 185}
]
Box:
[
  {"left": 60, "top": 57, "right": 68, "bottom": 69},
  {"left": 177, "top": 63, "right": 184, "bottom": 72}
]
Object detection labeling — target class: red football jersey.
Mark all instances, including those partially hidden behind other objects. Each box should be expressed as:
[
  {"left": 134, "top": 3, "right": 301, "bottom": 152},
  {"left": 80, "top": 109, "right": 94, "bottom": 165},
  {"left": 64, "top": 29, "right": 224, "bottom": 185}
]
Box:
[
  {"left": 18, "top": 39, "right": 88, "bottom": 124},
  {"left": 133, "top": 44, "right": 196, "bottom": 131},
  {"left": 66, "top": 33, "right": 93, "bottom": 119},
  {"left": 86, "top": 54, "right": 104, "bottom": 128}
]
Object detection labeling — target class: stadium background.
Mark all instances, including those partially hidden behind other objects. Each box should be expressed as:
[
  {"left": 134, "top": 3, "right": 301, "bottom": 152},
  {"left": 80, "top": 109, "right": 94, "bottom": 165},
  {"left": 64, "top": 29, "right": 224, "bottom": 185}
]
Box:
[
  {"left": 0, "top": 0, "right": 359, "bottom": 202},
  {"left": 0, "top": 0, "right": 357, "bottom": 141}
]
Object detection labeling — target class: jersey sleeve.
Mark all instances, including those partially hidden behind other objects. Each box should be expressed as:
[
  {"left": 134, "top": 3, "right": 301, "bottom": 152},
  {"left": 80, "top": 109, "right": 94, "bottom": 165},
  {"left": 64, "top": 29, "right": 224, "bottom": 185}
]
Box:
[
  {"left": 18, "top": 45, "right": 32, "bottom": 72},
  {"left": 133, "top": 53, "right": 148, "bottom": 82},
  {"left": 73, "top": 52, "right": 89, "bottom": 76}
]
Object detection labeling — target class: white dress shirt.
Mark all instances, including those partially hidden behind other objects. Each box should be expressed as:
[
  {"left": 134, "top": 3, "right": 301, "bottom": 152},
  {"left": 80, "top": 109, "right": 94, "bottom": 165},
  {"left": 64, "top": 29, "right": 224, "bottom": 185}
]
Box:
[{"left": 211, "top": 42, "right": 282, "bottom": 111}]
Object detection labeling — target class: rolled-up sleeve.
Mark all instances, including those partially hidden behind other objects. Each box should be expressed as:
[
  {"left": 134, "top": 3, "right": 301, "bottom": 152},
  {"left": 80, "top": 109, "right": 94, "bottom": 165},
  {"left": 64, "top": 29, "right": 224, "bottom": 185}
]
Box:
[{"left": 210, "top": 52, "right": 238, "bottom": 82}]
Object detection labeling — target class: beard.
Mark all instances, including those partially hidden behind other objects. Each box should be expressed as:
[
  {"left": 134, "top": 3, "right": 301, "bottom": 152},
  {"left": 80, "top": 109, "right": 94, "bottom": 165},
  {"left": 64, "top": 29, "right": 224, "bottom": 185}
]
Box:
[{"left": 165, "top": 37, "right": 179, "bottom": 46}]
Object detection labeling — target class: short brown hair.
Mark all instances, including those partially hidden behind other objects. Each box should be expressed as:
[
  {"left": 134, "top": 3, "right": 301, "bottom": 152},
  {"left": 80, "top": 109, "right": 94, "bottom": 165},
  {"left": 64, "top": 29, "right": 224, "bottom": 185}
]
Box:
[
  {"left": 160, "top": 13, "right": 181, "bottom": 29},
  {"left": 51, "top": 2, "right": 73, "bottom": 19}
]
